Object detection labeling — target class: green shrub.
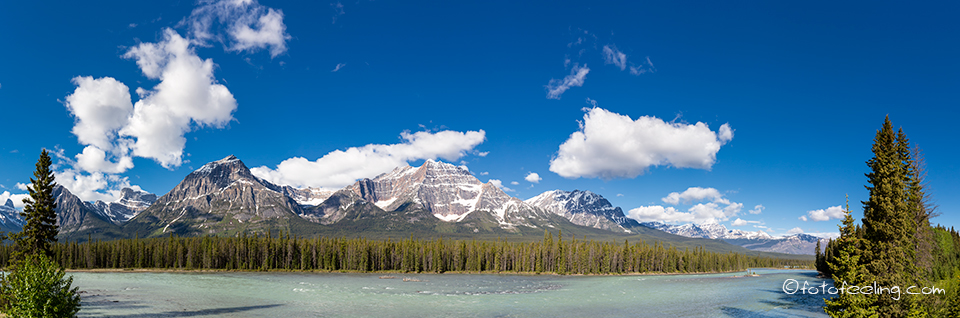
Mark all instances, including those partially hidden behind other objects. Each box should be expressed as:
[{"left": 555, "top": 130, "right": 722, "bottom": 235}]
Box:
[{"left": 0, "top": 254, "right": 81, "bottom": 318}]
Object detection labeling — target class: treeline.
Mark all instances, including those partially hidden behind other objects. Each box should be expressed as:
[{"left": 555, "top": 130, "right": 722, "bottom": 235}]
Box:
[
  {"left": 0, "top": 231, "right": 807, "bottom": 275},
  {"left": 814, "top": 117, "right": 960, "bottom": 317},
  {"left": 817, "top": 225, "right": 960, "bottom": 285}
]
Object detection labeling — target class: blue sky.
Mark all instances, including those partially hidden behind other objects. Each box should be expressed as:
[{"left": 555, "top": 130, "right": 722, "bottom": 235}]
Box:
[{"left": 0, "top": 0, "right": 957, "bottom": 237}]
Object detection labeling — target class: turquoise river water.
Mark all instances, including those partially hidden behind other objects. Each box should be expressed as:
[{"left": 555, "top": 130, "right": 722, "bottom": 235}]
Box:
[{"left": 70, "top": 268, "right": 833, "bottom": 317}]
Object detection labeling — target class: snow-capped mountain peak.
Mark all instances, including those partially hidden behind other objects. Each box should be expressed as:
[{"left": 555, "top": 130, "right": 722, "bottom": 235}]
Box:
[
  {"left": 193, "top": 155, "right": 242, "bottom": 175},
  {"left": 318, "top": 159, "right": 546, "bottom": 228},
  {"left": 93, "top": 188, "right": 158, "bottom": 225},
  {"left": 0, "top": 198, "right": 24, "bottom": 228},
  {"left": 639, "top": 221, "right": 773, "bottom": 240},
  {"left": 524, "top": 189, "right": 635, "bottom": 232}
]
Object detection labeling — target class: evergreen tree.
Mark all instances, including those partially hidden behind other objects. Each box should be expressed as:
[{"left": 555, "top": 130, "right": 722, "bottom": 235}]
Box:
[
  {"left": 16, "top": 150, "right": 59, "bottom": 258},
  {"left": 860, "top": 117, "right": 919, "bottom": 316},
  {"left": 825, "top": 200, "right": 878, "bottom": 317}
]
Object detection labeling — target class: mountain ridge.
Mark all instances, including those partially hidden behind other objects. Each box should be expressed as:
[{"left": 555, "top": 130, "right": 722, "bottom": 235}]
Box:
[{"left": 40, "top": 155, "right": 813, "bottom": 258}]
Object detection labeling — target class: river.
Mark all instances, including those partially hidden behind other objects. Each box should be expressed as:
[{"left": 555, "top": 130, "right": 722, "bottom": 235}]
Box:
[{"left": 71, "top": 268, "right": 833, "bottom": 317}]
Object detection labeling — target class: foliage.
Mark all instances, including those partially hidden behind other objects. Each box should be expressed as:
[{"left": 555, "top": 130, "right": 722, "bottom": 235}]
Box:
[
  {"left": 822, "top": 117, "right": 960, "bottom": 317},
  {"left": 824, "top": 201, "right": 877, "bottom": 317},
  {"left": 0, "top": 231, "right": 810, "bottom": 274},
  {"left": 0, "top": 254, "right": 81, "bottom": 318},
  {"left": 15, "top": 150, "right": 59, "bottom": 258}
]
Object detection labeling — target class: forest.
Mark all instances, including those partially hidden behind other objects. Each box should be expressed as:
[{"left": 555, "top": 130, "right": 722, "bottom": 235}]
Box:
[
  {"left": 815, "top": 117, "right": 960, "bottom": 317},
  {"left": 1, "top": 231, "right": 807, "bottom": 275}
]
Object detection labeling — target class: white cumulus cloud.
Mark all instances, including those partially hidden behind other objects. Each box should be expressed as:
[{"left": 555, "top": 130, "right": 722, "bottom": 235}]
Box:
[
  {"left": 524, "top": 172, "right": 541, "bottom": 183},
  {"left": 627, "top": 206, "right": 693, "bottom": 223},
  {"left": 488, "top": 179, "right": 515, "bottom": 193},
  {"left": 546, "top": 64, "right": 589, "bottom": 99},
  {"left": 251, "top": 130, "right": 486, "bottom": 189},
  {"left": 64, "top": 76, "right": 134, "bottom": 152},
  {"left": 802, "top": 205, "right": 845, "bottom": 222},
  {"left": 749, "top": 204, "right": 765, "bottom": 214},
  {"left": 731, "top": 218, "right": 763, "bottom": 227},
  {"left": 550, "top": 108, "right": 733, "bottom": 179},
  {"left": 0, "top": 191, "right": 29, "bottom": 209},
  {"left": 57, "top": 0, "right": 288, "bottom": 202},
  {"left": 121, "top": 29, "right": 238, "bottom": 168},
  {"left": 787, "top": 227, "right": 804, "bottom": 235},
  {"left": 661, "top": 187, "right": 727, "bottom": 205},
  {"left": 627, "top": 187, "right": 743, "bottom": 224},
  {"left": 54, "top": 168, "right": 142, "bottom": 202},
  {"left": 14, "top": 183, "right": 28, "bottom": 191}
]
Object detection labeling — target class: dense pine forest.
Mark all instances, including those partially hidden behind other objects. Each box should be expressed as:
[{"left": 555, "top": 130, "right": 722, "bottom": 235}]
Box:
[
  {"left": 0, "top": 231, "right": 806, "bottom": 275},
  {"left": 815, "top": 117, "right": 960, "bottom": 317}
]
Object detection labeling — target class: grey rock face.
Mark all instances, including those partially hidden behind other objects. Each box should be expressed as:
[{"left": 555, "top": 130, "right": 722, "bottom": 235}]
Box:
[
  {"left": 281, "top": 186, "right": 334, "bottom": 206},
  {"left": 92, "top": 188, "right": 158, "bottom": 225},
  {"left": 315, "top": 160, "right": 547, "bottom": 228},
  {"left": 129, "top": 155, "right": 305, "bottom": 236},
  {"left": 0, "top": 198, "right": 24, "bottom": 230},
  {"left": 525, "top": 190, "right": 636, "bottom": 232},
  {"left": 725, "top": 234, "right": 826, "bottom": 255},
  {"left": 53, "top": 185, "right": 110, "bottom": 233}
]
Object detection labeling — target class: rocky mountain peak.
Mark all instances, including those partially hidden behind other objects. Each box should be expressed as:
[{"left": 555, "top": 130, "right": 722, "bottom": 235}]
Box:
[
  {"left": 317, "top": 160, "right": 546, "bottom": 228},
  {"left": 525, "top": 189, "right": 634, "bottom": 232},
  {"left": 189, "top": 155, "right": 258, "bottom": 186},
  {"left": 93, "top": 187, "right": 158, "bottom": 225},
  {"left": 0, "top": 197, "right": 24, "bottom": 230},
  {"left": 126, "top": 155, "right": 303, "bottom": 236},
  {"left": 118, "top": 188, "right": 158, "bottom": 205}
]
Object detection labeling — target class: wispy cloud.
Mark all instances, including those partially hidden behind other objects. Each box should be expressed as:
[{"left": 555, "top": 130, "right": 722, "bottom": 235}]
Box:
[
  {"left": 602, "top": 45, "right": 627, "bottom": 71},
  {"left": 545, "top": 64, "right": 589, "bottom": 99},
  {"left": 331, "top": 63, "right": 346, "bottom": 72},
  {"left": 602, "top": 44, "right": 655, "bottom": 75},
  {"left": 749, "top": 204, "right": 765, "bottom": 214},
  {"left": 331, "top": 1, "right": 345, "bottom": 24},
  {"left": 629, "top": 56, "right": 656, "bottom": 75},
  {"left": 184, "top": 0, "right": 291, "bottom": 57}
]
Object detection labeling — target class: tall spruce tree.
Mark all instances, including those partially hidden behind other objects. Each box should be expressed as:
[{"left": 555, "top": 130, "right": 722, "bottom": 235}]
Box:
[
  {"left": 860, "top": 116, "right": 920, "bottom": 316},
  {"left": 18, "top": 149, "right": 59, "bottom": 257}
]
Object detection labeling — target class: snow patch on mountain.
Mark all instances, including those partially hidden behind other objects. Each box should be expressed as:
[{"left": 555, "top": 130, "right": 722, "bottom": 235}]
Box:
[
  {"left": 93, "top": 188, "right": 158, "bottom": 224},
  {"left": 640, "top": 221, "right": 773, "bottom": 239},
  {"left": 0, "top": 199, "right": 24, "bottom": 227},
  {"left": 525, "top": 190, "right": 634, "bottom": 232}
]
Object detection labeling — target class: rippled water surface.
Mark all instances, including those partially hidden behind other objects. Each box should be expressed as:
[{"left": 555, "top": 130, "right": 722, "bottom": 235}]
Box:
[{"left": 71, "top": 269, "right": 832, "bottom": 317}]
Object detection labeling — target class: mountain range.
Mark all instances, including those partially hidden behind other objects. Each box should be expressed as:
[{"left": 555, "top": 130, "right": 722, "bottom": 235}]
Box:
[
  {"left": 2, "top": 155, "right": 820, "bottom": 255},
  {"left": 639, "top": 221, "right": 827, "bottom": 255}
]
